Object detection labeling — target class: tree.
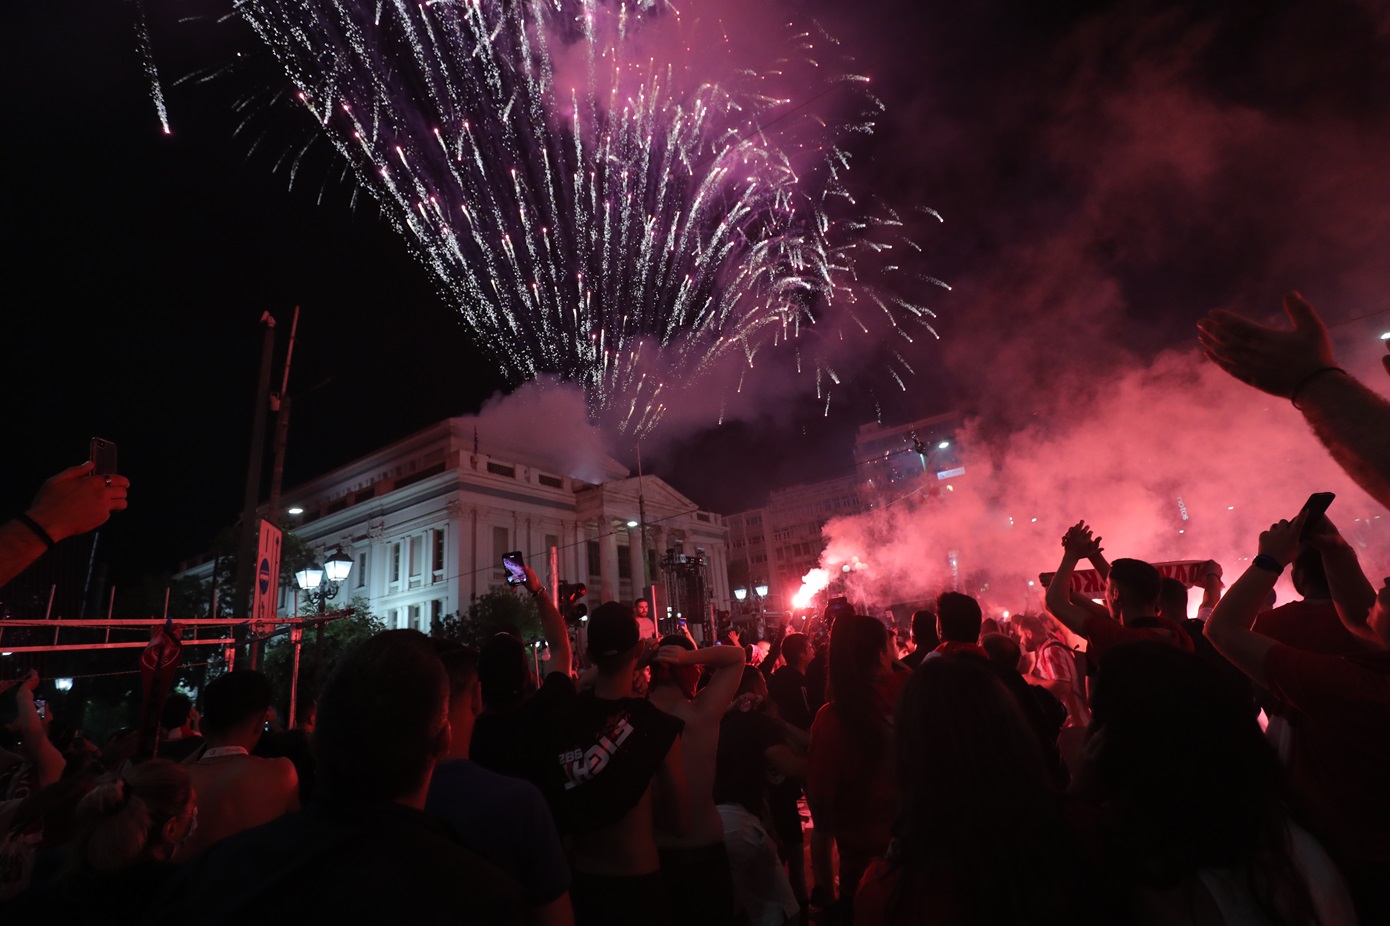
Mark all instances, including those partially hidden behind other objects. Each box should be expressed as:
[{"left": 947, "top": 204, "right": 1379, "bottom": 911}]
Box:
[
  {"left": 431, "top": 588, "right": 542, "bottom": 648},
  {"left": 258, "top": 596, "right": 386, "bottom": 718}
]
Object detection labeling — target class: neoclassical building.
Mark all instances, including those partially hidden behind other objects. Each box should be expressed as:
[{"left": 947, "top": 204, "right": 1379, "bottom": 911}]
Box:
[{"left": 179, "top": 417, "right": 730, "bottom": 634}]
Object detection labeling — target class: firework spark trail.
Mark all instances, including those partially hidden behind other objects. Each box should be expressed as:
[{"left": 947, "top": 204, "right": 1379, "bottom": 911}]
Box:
[
  {"left": 237, "top": 0, "right": 939, "bottom": 436},
  {"left": 131, "top": 0, "right": 171, "bottom": 134}
]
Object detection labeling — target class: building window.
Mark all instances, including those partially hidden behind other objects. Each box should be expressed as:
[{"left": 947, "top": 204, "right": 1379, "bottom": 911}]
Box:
[
  {"left": 432, "top": 528, "right": 446, "bottom": 582},
  {"left": 539, "top": 473, "right": 563, "bottom": 489},
  {"left": 356, "top": 551, "right": 368, "bottom": 589},
  {"left": 587, "top": 541, "right": 601, "bottom": 575},
  {"left": 408, "top": 604, "right": 422, "bottom": 631},
  {"left": 432, "top": 600, "right": 444, "bottom": 624},
  {"left": 390, "top": 542, "right": 402, "bottom": 588},
  {"left": 486, "top": 461, "right": 516, "bottom": 478},
  {"left": 409, "top": 536, "right": 423, "bottom": 589},
  {"left": 617, "top": 546, "right": 631, "bottom": 579}
]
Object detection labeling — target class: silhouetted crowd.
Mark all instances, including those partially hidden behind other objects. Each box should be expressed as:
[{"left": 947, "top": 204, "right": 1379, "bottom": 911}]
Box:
[{"left": 1, "top": 292, "right": 1388, "bottom": 924}]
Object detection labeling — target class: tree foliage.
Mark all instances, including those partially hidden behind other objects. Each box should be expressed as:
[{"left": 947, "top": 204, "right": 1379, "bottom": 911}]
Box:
[
  {"left": 430, "top": 588, "right": 542, "bottom": 648},
  {"left": 258, "top": 597, "right": 386, "bottom": 716}
]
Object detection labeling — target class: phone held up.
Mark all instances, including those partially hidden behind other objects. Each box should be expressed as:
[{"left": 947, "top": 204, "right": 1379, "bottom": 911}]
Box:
[
  {"left": 1297, "top": 492, "right": 1335, "bottom": 542},
  {"left": 502, "top": 551, "right": 528, "bottom": 586},
  {"left": 89, "top": 437, "right": 118, "bottom": 476}
]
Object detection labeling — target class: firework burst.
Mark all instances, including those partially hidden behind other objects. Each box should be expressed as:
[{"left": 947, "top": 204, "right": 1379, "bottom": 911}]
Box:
[{"left": 237, "top": 0, "right": 943, "bottom": 436}]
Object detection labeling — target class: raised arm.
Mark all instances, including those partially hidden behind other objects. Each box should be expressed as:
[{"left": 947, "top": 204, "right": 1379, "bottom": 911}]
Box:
[
  {"left": 1196, "top": 560, "right": 1224, "bottom": 619},
  {"left": 1199, "top": 291, "right": 1390, "bottom": 510},
  {"left": 1044, "top": 522, "right": 1102, "bottom": 636},
  {"left": 524, "top": 566, "right": 571, "bottom": 678},
  {"left": 12, "top": 673, "right": 64, "bottom": 789},
  {"left": 1205, "top": 518, "right": 1303, "bottom": 686},
  {"left": 2, "top": 463, "right": 130, "bottom": 588},
  {"left": 1304, "top": 517, "right": 1380, "bottom": 644},
  {"left": 652, "top": 643, "right": 746, "bottom": 720}
]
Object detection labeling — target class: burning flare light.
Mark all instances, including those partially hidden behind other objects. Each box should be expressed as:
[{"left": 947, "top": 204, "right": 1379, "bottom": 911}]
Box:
[{"left": 237, "top": 0, "right": 943, "bottom": 436}]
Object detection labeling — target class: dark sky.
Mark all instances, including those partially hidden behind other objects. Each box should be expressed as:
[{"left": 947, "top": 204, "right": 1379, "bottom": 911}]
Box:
[{"left": 4, "top": 0, "right": 1388, "bottom": 591}]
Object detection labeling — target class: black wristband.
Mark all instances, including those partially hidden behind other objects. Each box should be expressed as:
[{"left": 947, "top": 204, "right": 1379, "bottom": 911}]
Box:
[
  {"left": 15, "top": 513, "right": 55, "bottom": 549},
  {"left": 1252, "top": 553, "right": 1284, "bottom": 575},
  {"left": 1290, "top": 366, "right": 1346, "bottom": 410}
]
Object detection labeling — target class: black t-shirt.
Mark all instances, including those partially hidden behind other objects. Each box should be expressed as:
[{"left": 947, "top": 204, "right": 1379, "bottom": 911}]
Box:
[
  {"left": 768, "top": 666, "right": 813, "bottom": 731},
  {"left": 713, "top": 707, "right": 785, "bottom": 815},
  {"left": 551, "top": 693, "right": 683, "bottom": 835},
  {"left": 473, "top": 671, "right": 576, "bottom": 803}
]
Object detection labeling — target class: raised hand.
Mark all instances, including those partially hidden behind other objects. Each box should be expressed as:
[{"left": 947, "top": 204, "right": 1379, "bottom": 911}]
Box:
[
  {"left": 27, "top": 461, "right": 129, "bottom": 542},
  {"left": 1258, "top": 516, "right": 1306, "bottom": 568},
  {"left": 1197, "top": 291, "right": 1338, "bottom": 398}
]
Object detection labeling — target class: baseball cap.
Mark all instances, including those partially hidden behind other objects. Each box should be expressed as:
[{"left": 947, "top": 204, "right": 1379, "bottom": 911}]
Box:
[{"left": 587, "top": 601, "right": 639, "bottom": 658}]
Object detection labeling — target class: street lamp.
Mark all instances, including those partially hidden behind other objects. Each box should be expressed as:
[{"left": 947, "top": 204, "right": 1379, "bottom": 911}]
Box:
[
  {"left": 295, "top": 546, "right": 354, "bottom": 613},
  {"left": 734, "top": 588, "right": 747, "bottom": 602},
  {"left": 292, "top": 545, "right": 354, "bottom": 729}
]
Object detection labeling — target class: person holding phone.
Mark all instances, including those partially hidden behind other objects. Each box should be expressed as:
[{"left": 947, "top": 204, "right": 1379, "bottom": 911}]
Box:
[
  {"left": 1205, "top": 510, "right": 1390, "bottom": 921},
  {"left": 2, "top": 461, "right": 129, "bottom": 588}
]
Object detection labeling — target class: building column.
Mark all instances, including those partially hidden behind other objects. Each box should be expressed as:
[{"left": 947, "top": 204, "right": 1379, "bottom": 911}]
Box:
[
  {"left": 574, "top": 521, "right": 589, "bottom": 587},
  {"left": 627, "top": 526, "right": 646, "bottom": 600},
  {"left": 599, "top": 521, "right": 620, "bottom": 603}
]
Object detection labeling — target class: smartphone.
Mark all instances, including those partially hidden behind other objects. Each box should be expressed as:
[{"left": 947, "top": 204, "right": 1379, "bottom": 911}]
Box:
[
  {"left": 34, "top": 699, "right": 47, "bottom": 720},
  {"left": 1297, "top": 492, "right": 1335, "bottom": 542},
  {"left": 89, "top": 437, "right": 118, "bottom": 476},
  {"left": 502, "top": 550, "right": 527, "bottom": 586}
]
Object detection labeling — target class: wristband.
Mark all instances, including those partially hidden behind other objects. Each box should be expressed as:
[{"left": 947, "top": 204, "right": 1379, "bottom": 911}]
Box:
[
  {"left": 1290, "top": 366, "right": 1346, "bottom": 410},
  {"left": 14, "top": 513, "right": 55, "bottom": 550},
  {"left": 1252, "top": 554, "right": 1285, "bottom": 575}
]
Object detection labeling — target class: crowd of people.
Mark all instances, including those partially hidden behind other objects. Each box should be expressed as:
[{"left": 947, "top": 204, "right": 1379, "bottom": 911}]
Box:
[{"left": 0, "top": 291, "right": 1387, "bottom": 924}]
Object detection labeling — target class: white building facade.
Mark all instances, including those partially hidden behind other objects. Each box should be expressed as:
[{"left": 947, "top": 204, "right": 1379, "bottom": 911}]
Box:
[{"left": 178, "top": 417, "right": 729, "bottom": 633}]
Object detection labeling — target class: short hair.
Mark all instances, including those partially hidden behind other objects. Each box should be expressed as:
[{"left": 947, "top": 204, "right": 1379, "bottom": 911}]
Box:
[
  {"left": 782, "top": 632, "right": 812, "bottom": 665},
  {"left": 587, "top": 602, "right": 641, "bottom": 675},
  {"left": 201, "top": 671, "right": 273, "bottom": 736},
  {"left": 432, "top": 640, "right": 481, "bottom": 709},
  {"left": 1157, "top": 578, "right": 1188, "bottom": 621},
  {"left": 477, "top": 633, "right": 529, "bottom": 710},
  {"left": 160, "top": 691, "right": 193, "bottom": 730},
  {"left": 936, "top": 592, "right": 983, "bottom": 643},
  {"left": 74, "top": 759, "right": 193, "bottom": 874},
  {"left": 911, "top": 610, "right": 940, "bottom": 649},
  {"left": 649, "top": 633, "right": 695, "bottom": 687},
  {"left": 1109, "top": 559, "right": 1163, "bottom": 611},
  {"left": 980, "top": 633, "right": 1022, "bottom": 672},
  {"left": 1291, "top": 548, "right": 1330, "bottom": 599},
  {"left": 314, "top": 630, "right": 449, "bottom": 803}
]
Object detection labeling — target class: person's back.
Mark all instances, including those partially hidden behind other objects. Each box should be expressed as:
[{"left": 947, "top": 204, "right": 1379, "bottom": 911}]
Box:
[
  {"left": 856, "top": 656, "right": 1104, "bottom": 926},
  {"left": 808, "top": 615, "right": 906, "bottom": 914},
  {"left": 767, "top": 632, "right": 815, "bottom": 731},
  {"left": 1078, "top": 643, "right": 1355, "bottom": 926},
  {"left": 646, "top": 634, "right": 746, "bottom": 926},
  {"left": 180, "top": 671, "right": 297, "bottom": 860},
  {"left": 150, "top": 630, "right": 524, "bottom": 925},
  {"left": 426, "top": 640, "right": 573, "bottom": 926},
  {"left": 553, "top": 603, "right": 688, "bottom": 926}
]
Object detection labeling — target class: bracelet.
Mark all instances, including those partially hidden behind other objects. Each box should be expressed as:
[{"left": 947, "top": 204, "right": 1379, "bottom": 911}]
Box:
[
  {"left": 1290, "top": 366, "right": 1346, "bottom": 410},
  {"left": 14, "top": 513, "right": 55, "bottom": 550},
  {"left": 1252, "top": 553, "right": 1285, "bottom": 575}
]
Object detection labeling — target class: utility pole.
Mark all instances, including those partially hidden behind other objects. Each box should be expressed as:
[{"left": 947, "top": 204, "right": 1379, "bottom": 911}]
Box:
[
  {"left": 267, "top": 306, "right": 301, "bottom": 526},
  {"left": 233, "top": 312, "right": 278, "bottom": 665}
]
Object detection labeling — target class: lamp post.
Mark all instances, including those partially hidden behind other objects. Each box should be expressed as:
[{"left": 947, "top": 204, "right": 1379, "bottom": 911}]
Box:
[
  {"left": 291, "top": 546, "right": 353, "bottom": 727},
  {"left": 754, "top": 584, "right": 768, "bottom": 638}
]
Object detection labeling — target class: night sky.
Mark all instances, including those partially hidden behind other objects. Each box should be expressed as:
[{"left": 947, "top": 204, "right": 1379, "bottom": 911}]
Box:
[{"left": 5, "top": 0, "right": 1389, "bottom": 597}]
